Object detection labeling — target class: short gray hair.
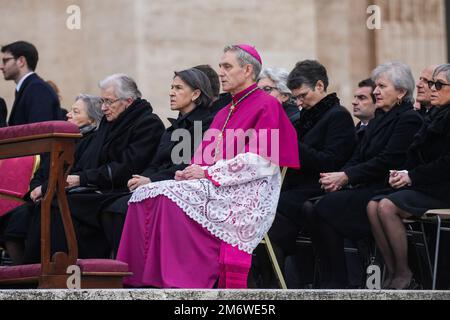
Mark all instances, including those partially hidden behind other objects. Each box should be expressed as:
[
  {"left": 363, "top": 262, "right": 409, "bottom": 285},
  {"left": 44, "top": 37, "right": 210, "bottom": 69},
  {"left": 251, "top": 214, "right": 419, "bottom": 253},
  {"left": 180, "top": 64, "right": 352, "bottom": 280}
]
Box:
[
  {"left": 75, "top": 94, "right": 103, "bottom": 128},
  {"left": 371, "top": 62, "right": 415, "bottom": 104},
  {"left": 99, "top": 73, "right": 142, "bottom": 100},
  {"left": 224, "top": 45, "right": 262, "bottom": 81},
  {"left": 258, "top": 67, "right": 292, "bottom": 96},
  {"left": 433, "top": 64, "right": 450, "bottom": 83}
]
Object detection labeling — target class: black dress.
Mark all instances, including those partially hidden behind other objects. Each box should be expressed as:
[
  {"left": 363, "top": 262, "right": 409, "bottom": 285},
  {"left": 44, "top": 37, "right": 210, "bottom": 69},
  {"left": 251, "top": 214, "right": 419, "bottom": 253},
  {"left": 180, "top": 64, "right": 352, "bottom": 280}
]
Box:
[
  {"left": 21, "top": 99, "right": 165, "bottom": 263},
  {"left": 105, "top": 105, "right": 213, "bottom": 215},
  {"left": 268, "top": 93, "right": 356, "bottom": 254}
]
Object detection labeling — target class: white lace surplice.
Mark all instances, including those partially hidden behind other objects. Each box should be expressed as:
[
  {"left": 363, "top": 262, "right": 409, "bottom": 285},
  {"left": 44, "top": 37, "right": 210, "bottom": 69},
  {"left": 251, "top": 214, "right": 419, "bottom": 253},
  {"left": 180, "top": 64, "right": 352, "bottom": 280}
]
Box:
[{"left": 129, "top": 153, "right": 281, "bottom": 254}]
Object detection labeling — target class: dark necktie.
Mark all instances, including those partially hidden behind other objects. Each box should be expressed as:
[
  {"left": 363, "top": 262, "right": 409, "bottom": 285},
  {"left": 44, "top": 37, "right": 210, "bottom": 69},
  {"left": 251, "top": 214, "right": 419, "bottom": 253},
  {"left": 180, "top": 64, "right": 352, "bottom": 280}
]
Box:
[{"left": 356, "top": 124, "right": 367, "bottom": 141}]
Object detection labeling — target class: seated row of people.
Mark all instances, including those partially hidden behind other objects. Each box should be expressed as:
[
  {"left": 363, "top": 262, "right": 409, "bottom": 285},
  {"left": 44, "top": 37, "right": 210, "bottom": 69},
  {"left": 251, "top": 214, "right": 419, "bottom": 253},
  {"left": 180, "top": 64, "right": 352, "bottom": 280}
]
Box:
[
  {"left": 1, "top": 43, "right": 449, "bottom": 290},
  {"left": 270, "top": 62, "right": 450, "bottom": 290}
]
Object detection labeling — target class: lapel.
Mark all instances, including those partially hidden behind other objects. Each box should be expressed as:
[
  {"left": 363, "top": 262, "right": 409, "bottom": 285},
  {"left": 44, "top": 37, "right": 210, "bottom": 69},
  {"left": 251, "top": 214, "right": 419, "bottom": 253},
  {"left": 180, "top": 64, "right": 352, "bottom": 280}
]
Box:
[{"left": 9, "top": 74, "right": 37, "bottom": 123}]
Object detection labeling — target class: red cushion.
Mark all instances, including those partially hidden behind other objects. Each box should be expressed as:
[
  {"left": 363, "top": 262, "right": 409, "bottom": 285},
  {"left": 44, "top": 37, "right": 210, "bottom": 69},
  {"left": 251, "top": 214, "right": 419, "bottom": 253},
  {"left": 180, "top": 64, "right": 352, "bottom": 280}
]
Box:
[
  {"left": 77, "top": 259, "right": 129, "bottom": 273},
  {"left": 0, "top": 121, "right": 80, "bottom": 141},
  {"left": 0, "top": 259, "right": 129, "bottom": 281},
  {"left": 0, "top": 156, "right": 36, "bottom": 195},
  {"left": 0, "top": 189, "right": 24, "bottom": 198},
  {"left": 0, "top": 264, "right": 40, "bottom": 280}
]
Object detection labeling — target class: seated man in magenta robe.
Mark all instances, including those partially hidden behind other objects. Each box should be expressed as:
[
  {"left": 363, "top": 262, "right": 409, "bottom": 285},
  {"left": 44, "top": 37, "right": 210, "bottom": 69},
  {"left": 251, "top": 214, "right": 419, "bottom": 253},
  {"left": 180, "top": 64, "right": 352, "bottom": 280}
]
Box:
[{"left": 117, "top": 44, "right": 300, "bottom": 289}]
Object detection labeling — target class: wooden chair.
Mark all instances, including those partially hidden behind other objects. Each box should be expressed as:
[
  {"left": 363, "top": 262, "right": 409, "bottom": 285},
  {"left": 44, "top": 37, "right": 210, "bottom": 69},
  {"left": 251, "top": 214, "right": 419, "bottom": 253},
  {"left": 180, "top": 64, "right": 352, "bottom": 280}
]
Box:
[{"left": 0, "top": 121, "right": 131, "bottom": 288}]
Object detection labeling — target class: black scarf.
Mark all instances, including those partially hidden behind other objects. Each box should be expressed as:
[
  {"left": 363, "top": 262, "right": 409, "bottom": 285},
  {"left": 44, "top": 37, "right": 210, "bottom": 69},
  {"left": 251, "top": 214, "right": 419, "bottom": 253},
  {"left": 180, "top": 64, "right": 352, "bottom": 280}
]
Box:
[{"left": 297, "top": 93, "right": 339, "bottom": 138}]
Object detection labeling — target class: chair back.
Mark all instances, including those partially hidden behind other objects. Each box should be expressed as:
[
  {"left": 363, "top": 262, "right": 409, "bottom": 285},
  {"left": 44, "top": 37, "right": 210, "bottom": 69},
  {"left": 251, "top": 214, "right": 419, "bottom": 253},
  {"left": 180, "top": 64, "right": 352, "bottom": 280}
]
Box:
[{"left": 0, "top": 156, "right": 39, "bottom": 216}]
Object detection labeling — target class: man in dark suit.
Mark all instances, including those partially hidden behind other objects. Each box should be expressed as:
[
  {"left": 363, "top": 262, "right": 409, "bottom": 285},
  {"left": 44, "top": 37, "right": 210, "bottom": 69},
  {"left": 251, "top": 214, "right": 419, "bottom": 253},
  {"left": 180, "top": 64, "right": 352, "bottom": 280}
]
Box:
[
  {"left": 0, "top": 97, "right": 6, "bottom": 127},
  {"left": 352, "top": 78, "right": 377, "bottom": 142},
  {"left": 0, "top": 41, "right": 61, "bottom": 126}
]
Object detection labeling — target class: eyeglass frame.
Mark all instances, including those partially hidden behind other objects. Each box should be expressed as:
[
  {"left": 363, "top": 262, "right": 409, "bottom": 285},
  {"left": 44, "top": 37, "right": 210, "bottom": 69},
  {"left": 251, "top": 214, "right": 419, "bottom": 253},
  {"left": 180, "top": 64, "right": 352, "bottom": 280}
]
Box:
[
  {"left": 260, "top": 86, "right": 279, "bottom": 94},
  {"left": 427, "top": 80, "right": 450, "bottom": 91},
  {"left": 1, "top": 57, "right": 16, "bottom": 66},
  {"left": 101, "top": 98, "right": 123, "bottom": 107},
  {"left": 292, "top": 88, "right": 312, "bottom": 101}
]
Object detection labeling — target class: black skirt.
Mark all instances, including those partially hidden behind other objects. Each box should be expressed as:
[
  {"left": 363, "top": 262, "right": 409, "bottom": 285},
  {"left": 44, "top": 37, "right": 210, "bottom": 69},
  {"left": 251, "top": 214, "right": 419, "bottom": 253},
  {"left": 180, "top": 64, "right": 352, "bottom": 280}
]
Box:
[{"left": 373, "top": 189, "right": 450, "bottom": 217}]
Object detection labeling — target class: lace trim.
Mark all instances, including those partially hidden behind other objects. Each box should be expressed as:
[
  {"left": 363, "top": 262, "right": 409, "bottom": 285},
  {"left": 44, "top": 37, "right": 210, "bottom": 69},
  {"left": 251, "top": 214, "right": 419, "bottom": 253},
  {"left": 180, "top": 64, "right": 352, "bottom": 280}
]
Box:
[{"left": 130, "top": 153, "right": 281, "bottom": 254}]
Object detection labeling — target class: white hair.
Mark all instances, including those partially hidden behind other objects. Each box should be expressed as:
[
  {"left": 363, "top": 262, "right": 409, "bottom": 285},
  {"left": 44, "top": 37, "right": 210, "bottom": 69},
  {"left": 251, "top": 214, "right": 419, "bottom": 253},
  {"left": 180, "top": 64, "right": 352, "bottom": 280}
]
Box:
[
  {"left": 258, "top": 67, "right": 292, "bottom": 96},
  {"left": 371, "top": 62, "right": 415, "bottom": 103},
  {"left": 99, "top": 73, "right": 142, "bottom": 100}
]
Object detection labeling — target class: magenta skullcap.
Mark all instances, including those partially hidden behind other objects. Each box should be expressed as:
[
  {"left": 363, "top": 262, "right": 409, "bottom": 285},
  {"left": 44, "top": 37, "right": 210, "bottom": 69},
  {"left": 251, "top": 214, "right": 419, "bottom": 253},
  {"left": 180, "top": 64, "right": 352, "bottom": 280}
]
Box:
[{"left": 235, "top": 44, "right": 262, "bottom": 65}]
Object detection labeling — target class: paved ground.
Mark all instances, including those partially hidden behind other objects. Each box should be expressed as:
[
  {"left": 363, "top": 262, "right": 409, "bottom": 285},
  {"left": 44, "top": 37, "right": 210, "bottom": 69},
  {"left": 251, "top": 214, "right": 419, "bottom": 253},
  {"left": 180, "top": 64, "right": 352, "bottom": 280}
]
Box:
[{"left": 0, "top": 289, "right": 449, "bottom": 300}]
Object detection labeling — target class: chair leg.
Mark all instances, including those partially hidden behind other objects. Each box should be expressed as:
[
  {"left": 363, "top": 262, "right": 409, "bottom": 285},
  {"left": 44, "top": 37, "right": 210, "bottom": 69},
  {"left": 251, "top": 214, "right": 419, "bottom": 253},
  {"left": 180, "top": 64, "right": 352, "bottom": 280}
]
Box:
[
  {"left": 432, "top": 216, "right": 442, "bottom": 290},
  {"left": 419, "top": 222, "right": 433, "bottom": 281},
  {"left": 263, "top": 234, "right": 287, "bottom": 289}
]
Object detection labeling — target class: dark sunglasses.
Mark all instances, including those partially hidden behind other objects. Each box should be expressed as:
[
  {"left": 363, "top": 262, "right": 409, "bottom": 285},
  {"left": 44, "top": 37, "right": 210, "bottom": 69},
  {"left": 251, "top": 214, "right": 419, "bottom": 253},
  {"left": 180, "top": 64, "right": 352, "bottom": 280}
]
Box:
[{"left": 427, "top": 80, "right": 450, "bottom": 91}]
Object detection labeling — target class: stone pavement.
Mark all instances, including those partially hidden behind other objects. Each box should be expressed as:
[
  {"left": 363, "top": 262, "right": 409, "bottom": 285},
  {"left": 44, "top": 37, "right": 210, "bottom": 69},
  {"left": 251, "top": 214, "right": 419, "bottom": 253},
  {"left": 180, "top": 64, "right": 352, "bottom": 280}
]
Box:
[{"left": 0, "top": 289, "right": 449, "bottom": 300}]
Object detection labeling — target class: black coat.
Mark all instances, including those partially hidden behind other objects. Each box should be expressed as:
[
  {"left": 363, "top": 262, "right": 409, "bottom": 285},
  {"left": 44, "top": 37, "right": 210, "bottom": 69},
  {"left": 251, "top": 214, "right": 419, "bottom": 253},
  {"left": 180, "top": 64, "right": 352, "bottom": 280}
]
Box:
[
  {"left": 105, "top": 105, "right": 213, "bottom": 215},
  {"left": 28, "top": 126, "right": 98, "bottom": 194},
  {"left": 0, "top": 97, "right": 6, "bottom": 127},
  {"left": 75, "top": 98, "right": 165, "bottom": 191},
  {"left": 209, "top": 93, "right": 232, "bottom": 116},
  {"left": 142, "top": 105, "right": 212, "bottom": 182},
  {"left": 405, "top": 105, "right": 450, "bottom": 204},
  {"left": 284, "top": 93, "right": 356, "bottom": 191},
  {"left": 269, "top": 93, "right": 356, "bottom": 253},
  {"left": 282, "top": 102, "right": 300, "bottom": 126},
  {"left": 315, "top": 101, "right": 424, "bottom": 239},
  {"left": 343, "top": 101, "right": 424, "bottom": 188},
  {"left": 8, "top": 73, "right": 62, "bottom": 126},
  {"left": 22, "top": 99, "right": 165, "bottom": 262}
]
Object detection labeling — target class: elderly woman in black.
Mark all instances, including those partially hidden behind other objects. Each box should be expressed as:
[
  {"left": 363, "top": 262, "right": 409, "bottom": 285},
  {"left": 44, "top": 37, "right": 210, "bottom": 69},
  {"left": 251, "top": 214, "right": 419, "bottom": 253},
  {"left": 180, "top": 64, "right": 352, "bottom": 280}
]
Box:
[
  {"left": 1, "top": 94, "right": 103, "bottom": 264},
  {"left": 14, "top": 74, "right": 165, "bottom": 264},
  {"left": 312, "top": 62, "right": 423, "bottom": 289},
  {"left": 367, "top": 63, "right": 450, "bottom": 290},
  {"left": 101, "top": 68, "right": 214, "bottom": 256}
]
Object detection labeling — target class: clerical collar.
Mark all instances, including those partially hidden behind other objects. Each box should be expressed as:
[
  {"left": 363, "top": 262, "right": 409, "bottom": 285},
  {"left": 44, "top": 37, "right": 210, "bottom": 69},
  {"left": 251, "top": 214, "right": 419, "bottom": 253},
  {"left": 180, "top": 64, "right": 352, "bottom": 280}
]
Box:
[
  {"left": 16, "top": 72, "right": 34, "bottom": 92},
  {"left": 231, "top": 83, "right": 258, "bottom": 105}
]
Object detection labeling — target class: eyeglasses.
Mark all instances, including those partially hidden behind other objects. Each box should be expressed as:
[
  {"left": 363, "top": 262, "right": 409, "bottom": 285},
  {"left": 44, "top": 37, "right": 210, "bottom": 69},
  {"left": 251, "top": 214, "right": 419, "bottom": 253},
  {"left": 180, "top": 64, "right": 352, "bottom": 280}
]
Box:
[
  {"left": 1, "top": 57, "right": 15, "bottom": 65},
  {"left": 260, "top": 86, "right": 278, "bottom": 93},
  {"left": 293, "top": 89, "right": 311, "bottom": 101},
  {"left": 427, "top": 80, "right": 450, "bottom": 91},
  {"left": 101, "top": 98, "right": 122, "bottom": 107}
]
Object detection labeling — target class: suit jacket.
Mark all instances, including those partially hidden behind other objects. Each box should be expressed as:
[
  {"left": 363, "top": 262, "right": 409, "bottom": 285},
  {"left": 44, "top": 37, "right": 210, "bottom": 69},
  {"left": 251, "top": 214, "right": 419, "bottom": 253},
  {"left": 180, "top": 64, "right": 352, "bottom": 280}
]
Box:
[
  {"left": 344, "top": 101, "right": 423, "bottom": 187},
  {"left": 8, "top": 73, "right": 61, "bottom": 126},
  {"left": 0, "top": 97, "right": 6, "bottom": 127},
  {"left": 284, "top": 93, "right": 356, "bottom": 191}
]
